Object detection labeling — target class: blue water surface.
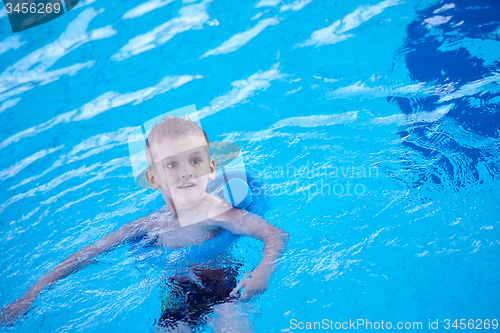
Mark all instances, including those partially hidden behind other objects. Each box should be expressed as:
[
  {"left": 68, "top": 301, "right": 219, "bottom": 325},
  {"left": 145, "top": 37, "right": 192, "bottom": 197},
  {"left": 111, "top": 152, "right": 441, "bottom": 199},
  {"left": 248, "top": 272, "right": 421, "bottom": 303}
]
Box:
[{"left": 0, "top": 0, "right": 499, "bottom": 331}]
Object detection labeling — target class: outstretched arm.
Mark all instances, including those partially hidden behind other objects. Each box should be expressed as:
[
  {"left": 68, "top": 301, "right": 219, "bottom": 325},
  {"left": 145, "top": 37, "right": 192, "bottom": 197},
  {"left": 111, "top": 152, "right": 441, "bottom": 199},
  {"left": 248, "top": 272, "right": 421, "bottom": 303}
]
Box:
[
  {"left": 214, "top": 209, "right": 289, "bottom": 300},
  {"left": 0, "top": 218, "right": 146, "bottom": 325}
]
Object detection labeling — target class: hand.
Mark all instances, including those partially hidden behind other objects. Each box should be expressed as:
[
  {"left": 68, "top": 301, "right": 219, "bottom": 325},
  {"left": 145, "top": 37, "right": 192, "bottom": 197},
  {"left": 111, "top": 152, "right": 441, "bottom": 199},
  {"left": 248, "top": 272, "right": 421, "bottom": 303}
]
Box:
[
  {"left": 230, "top": 268, "right": 271, "bottom": 301},
  {"left": 0, "top": 294, "right": 35, "bottom": 326}
]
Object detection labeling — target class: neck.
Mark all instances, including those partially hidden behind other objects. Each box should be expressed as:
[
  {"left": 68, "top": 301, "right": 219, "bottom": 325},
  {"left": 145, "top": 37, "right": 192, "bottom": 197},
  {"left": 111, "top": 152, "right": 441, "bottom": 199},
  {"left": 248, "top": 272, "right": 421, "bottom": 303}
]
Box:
[
  {"left": 161, "top": 194, "right": 177, "bottom": 216},
  {"left": 160, "top": 190, "right": 210, "bottom": 219}
]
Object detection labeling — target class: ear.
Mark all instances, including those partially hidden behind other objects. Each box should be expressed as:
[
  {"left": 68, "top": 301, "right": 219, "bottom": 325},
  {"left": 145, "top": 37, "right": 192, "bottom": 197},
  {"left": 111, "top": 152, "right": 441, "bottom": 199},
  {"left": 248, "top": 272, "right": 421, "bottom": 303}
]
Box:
[
  {"left": 208, "top": 158, "right": 216, "bottom": 181},
  {"left": 145, "top": 169, "right": 160, "bottom": 190}
]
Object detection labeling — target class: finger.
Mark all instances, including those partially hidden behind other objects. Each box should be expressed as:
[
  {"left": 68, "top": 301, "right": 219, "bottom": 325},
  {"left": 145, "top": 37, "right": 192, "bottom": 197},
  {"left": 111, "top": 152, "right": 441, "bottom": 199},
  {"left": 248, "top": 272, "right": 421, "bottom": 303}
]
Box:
[
  {"left": 230, "top": 279, "right": 246, "bottom": 296},
  {"left": 239, "top": 290, "right": 249, "bottom": 301},
  {"left": 239, "top": 288, "right": 255, "bottom": 301},
  {"left": 231, "top": 276, "right": 250, "bottom": 296}
]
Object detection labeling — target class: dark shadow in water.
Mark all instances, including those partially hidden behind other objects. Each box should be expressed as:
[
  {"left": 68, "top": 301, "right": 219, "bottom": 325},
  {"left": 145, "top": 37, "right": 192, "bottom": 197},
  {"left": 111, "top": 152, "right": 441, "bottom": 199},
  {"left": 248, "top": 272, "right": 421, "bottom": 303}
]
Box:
[{"left": 391, "top": 0, "right": 500, "bottom": 188}]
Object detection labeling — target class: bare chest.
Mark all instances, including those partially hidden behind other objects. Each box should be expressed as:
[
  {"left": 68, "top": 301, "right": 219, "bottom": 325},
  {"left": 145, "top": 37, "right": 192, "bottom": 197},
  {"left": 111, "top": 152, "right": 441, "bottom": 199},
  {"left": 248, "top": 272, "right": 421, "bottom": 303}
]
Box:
[{"left": 147, "top": 223, "right": 221, "bottom": 249}]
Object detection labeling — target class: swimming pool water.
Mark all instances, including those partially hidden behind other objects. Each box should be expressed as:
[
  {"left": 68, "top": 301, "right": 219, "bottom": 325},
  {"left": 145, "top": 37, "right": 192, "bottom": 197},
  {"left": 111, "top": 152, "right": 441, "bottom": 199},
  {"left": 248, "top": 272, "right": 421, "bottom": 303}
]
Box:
[{"left": 0, "top": 0, "right": 499, "bottom": 331}]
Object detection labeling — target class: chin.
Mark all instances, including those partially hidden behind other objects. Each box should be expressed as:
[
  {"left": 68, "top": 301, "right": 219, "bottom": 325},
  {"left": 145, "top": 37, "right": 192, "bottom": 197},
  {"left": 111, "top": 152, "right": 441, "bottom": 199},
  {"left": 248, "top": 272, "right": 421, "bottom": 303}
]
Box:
[{"left": 173, "top": 192, "right": 205, "bottom": 207}]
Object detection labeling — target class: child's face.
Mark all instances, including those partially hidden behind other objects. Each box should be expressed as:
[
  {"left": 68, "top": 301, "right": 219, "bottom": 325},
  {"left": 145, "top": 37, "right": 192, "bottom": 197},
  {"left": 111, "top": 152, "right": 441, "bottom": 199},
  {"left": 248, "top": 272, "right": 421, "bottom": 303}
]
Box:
[{"left": 148, "top": 135, "right": 215, "bottom": 208}]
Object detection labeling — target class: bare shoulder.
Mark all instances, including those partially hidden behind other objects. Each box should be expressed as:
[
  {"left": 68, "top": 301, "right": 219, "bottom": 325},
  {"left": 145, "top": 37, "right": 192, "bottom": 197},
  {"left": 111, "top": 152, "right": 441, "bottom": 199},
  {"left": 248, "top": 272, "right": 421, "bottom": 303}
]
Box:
[
  {"left": 204, "top": 195, "right": 243, "bottom": 227},
  {"left": 125, "top": 209, "right": 172, "bottom": 234},
  {"left": 209, "top": 210, "right": 249, "bottom": 234}
]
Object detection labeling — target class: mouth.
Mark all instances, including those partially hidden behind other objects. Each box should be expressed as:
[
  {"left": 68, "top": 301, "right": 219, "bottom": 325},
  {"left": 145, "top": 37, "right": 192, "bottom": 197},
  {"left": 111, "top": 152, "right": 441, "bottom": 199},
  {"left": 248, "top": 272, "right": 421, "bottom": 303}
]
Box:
[{"left": 177, "top": 181, "right": 196, "bottom": 189}]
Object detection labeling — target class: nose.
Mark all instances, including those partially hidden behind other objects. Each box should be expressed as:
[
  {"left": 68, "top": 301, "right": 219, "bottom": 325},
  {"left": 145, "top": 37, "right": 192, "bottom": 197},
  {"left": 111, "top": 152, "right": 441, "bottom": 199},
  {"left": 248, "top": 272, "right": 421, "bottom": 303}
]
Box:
[{"left": 179, "top": 162, "right": 194, "bottom": 179}]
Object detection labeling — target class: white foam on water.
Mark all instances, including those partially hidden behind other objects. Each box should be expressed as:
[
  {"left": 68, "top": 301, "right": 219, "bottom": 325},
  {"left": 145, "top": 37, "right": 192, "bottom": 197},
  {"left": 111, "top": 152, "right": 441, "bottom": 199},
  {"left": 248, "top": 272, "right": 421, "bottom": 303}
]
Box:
[
  {"left": 112, "top": 0, "right": 211, "bottom": 61},
  {"left": 297, "top": 0, "right": 399, "bottom": 47},
  {"left": 0, "top": 97, "right": 21, "bottom": 113},
  {"left": 422, "top": 15, "right": 452, "bottom": 28},
  {"left": 0, "top": 8, "right": 116, "bottom": 101},
  {"left": 280, "top": 0, "right": 313, "bottom": 12},
  {"left": 201, "top": 17, "right": 279, "bottom": 58},
  {"left": 196, "top": 63, "right": 282, "bottom": 119},
  {"left": 0, "top": 35, "right": 26, "bottom": 55},
  {"left": 122, "top": 0, "right": 175, "bottom": 19},
  {"left": 0, "top": 75, "right": 200, "bottom": 150}
]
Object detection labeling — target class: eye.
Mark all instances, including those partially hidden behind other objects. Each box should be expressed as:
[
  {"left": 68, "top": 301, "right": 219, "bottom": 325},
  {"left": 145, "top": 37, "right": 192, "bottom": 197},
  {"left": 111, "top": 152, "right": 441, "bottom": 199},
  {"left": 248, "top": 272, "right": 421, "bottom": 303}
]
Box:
[
  {"left": 166, "top": 162, "right": 178, "bottom": 169},
  {"left": 191, "top": 158, "right": 202, "bottom": 165}
]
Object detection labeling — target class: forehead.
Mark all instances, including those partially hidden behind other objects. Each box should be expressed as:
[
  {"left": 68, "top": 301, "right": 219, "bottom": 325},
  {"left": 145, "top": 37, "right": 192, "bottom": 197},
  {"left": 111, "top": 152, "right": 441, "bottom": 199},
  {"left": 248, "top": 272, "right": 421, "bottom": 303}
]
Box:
[{"left": 150, "top": 135, "right": 209, "bottom": 162}]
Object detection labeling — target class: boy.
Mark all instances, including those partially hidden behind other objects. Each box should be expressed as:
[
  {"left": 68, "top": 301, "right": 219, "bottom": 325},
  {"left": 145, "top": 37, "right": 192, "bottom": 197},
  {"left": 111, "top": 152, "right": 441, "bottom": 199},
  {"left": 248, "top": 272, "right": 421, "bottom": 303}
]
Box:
[{"left": 0, "top": 116, "right": 289, "bottom": 332}]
